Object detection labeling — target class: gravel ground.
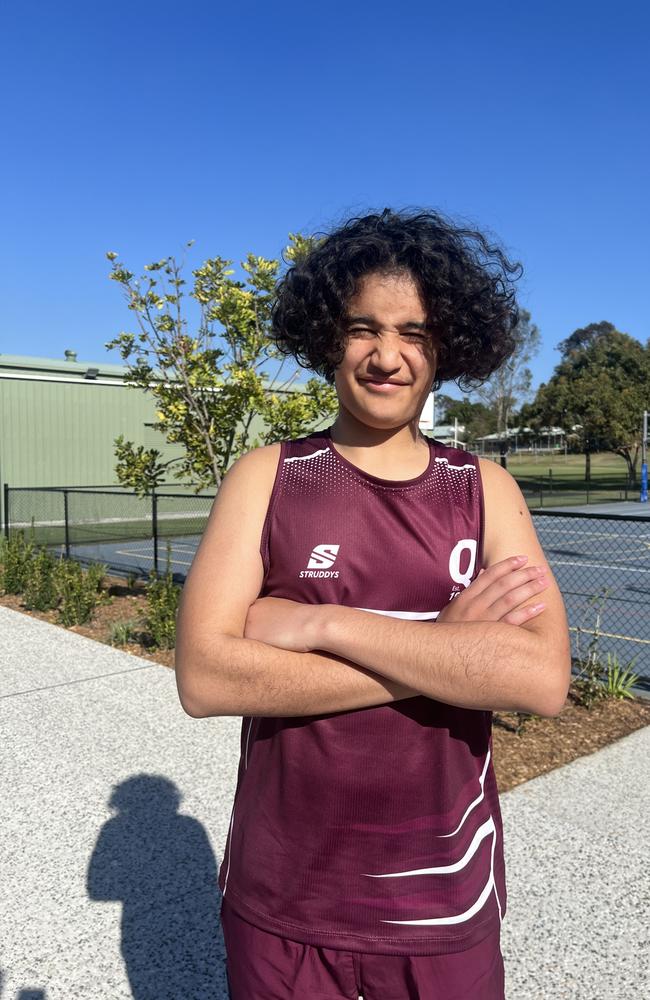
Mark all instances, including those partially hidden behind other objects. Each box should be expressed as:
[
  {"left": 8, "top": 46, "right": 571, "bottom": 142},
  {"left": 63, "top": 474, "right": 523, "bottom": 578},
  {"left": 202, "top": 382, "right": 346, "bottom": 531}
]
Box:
[{"left": 1, "top": 605, "right": 648, "bottom": 1000}]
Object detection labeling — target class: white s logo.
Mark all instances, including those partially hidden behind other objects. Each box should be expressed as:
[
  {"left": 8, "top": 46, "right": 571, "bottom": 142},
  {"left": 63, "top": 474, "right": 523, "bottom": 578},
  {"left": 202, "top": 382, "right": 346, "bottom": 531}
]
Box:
[{"left": 307, "top": 544, "right": 340, "bottom": 569}]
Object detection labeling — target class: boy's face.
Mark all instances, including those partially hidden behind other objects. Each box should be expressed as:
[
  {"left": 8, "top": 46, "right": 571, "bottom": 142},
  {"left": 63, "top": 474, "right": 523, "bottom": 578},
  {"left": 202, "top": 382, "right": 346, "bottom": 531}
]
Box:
[{"left": 334, "top": 270, "right": 438, "bottom": 430}]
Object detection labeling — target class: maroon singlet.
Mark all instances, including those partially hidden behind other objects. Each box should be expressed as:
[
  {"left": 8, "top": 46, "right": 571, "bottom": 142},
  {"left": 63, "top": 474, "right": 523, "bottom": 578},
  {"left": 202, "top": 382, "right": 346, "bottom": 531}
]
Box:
[{"left": 218, "top": 426, "right": 507, "bottom": 956}]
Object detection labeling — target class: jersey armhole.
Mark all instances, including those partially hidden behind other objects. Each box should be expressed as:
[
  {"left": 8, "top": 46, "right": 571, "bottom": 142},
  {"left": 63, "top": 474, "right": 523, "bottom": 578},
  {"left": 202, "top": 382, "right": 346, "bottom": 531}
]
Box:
[
  {"left": 473, "top": 453, "right": 486, "bottom": 576},
  {"left": 259, "top": 441, "right": 286, "bottom": 581}
]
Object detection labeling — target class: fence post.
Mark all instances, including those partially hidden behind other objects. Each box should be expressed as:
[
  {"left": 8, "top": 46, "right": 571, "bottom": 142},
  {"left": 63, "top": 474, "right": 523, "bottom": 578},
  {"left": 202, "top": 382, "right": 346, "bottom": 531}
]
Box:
[
  {"left": 3, "top": 483, "right": 9, "bottom": 540},
  {"left": 63, "top": 489, "right": 70, "bottom": 558},
  {"left": 152, "top": 489, "right": 159, "bottom": 575},
  {"left": 539, "top": 481, "right": 544, "bottom": 507}
]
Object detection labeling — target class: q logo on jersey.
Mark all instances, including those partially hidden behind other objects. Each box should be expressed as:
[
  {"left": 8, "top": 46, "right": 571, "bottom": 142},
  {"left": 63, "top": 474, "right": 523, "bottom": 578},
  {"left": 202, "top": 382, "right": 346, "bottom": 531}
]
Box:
[{"left": 448, "top": 539, "right": 477, "bottom": 594}]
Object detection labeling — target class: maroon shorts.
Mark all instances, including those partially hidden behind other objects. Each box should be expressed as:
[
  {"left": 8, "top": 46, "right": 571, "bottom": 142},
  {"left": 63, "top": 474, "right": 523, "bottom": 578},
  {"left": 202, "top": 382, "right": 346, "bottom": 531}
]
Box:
[{"left": 220, "top": 900, "right": 505, "bottom": 1000}]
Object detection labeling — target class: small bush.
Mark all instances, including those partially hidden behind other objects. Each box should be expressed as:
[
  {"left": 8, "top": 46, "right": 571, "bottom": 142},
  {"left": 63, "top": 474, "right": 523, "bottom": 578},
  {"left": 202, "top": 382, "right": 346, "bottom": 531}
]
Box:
[
  {"left": 603, "top": 652, "right": 640, "bottom": 700},
  {"left": 23, "top": 546, "right": 59, "bottom": 611},
  {"left": 144, "top": 550, "right": 180, "bottom": 649},
  {"left": 573, "top": 588, "right": 610, "bottom": 710},
  {"left": 0, "top": 529, "right": 36, "bottom": 594},
  {"left": 53, "top": 558, "right": 105, "bottom": 626},
  {"left": 85, "top": 561, "right": 108, "bottom": 595},
  {"left": 108, "top": 619, "right": 139, "bottom": 646},
  {"left": 126, "top": 571, "right": 138, "bottom": 590}
]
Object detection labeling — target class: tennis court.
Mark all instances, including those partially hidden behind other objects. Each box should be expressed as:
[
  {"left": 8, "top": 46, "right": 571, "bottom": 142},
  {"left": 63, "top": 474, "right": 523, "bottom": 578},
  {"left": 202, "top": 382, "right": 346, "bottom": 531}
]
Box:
[
  {"left": 533, "top": 507, "right": 650, "bottom": 687},
  {"left": 6, "top": 485, "right": 649, "bottom": 683},
  {"left": 59, "top": 500, "right": 650, "bottom": 685}
]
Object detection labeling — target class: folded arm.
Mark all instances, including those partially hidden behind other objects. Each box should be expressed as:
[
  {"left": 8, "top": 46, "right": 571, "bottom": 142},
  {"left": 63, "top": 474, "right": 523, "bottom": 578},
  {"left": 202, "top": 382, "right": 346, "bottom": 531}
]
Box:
[
  {"left": 174, "top": 445, "right": 419, "bottom": 718},
  {"left": 176, "top": 448, "right": 570, "bottom": 719},
  {"left": 243, "top": 458, "right": 571, "bottom": 718}
]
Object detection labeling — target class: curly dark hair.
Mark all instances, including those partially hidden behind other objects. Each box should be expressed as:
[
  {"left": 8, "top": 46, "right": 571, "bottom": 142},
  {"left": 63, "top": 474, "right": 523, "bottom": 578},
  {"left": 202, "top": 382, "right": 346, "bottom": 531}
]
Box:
[{"left": 270, "top": 207, "right": 523, "bottom": 391}]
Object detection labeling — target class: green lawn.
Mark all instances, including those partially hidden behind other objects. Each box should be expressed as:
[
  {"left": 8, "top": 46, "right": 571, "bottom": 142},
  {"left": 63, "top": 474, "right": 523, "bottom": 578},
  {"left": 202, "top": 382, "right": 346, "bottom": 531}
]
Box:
[
  {"left": 497, "top": 451, "right": 628, "bottom": 481},
  {"left": 479, "top": 451, "right": 640, "bottom": 508}
]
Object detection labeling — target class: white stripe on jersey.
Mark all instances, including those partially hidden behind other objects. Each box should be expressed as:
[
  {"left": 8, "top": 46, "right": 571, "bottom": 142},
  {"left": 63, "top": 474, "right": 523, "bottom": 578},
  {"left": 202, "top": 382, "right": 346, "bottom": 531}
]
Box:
[
  {"left": 284, "top": 447, "right": 330, "bottom": 463},
  {"left": 354, "top": 607, "right": 440, "bottom": 620}
]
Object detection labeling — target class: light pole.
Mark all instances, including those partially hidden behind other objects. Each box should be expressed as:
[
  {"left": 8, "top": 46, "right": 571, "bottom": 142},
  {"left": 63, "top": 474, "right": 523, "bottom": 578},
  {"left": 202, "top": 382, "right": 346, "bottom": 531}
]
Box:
[{"left": 641, "top": 410, "right": 648, "bottom": 503}]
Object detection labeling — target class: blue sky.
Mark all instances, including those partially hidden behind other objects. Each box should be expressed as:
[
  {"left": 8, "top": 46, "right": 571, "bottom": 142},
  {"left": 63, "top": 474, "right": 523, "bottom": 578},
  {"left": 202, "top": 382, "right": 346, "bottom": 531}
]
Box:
[{"left": 1, "top": 0, "right": 647, "bottom": 399}]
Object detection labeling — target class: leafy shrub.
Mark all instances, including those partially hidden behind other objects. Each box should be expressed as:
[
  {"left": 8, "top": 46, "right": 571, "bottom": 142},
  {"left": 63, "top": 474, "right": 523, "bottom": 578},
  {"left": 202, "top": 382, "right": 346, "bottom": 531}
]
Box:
[
  {"left": 23, "top": 546, "right": 59, "bottom": 611},
  {"left": 53, "top": 558, "right": 106, "bottom": 626},
  {"left": 0, "top": 529, "right": 36, "bottom": 594},
  {"left": 144, "top": 544, "right": 180, "bottom": 651},
  {"left": 573, "top": 589, "right": 610, "bottom": 709},
  {"left": 85, "top": 561, "right": 108, "bottom": 595},
  {"left": 604, "top": 653, "right": 640, "bottom": 700},
  {"left": 108, "top": 619, "right": 139, "bottom": 646}
]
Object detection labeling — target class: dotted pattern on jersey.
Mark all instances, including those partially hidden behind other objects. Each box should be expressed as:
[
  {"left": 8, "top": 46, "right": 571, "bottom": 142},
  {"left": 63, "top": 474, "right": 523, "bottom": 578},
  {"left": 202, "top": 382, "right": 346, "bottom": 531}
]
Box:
[{"left": 280, "top": 440, "right": 479, "bottom": 512}]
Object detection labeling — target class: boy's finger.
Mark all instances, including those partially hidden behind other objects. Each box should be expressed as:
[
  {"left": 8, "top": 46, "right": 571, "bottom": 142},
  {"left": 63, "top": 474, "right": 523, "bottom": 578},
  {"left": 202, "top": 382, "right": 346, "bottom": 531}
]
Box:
[
  {"left": 483, "top": 576, "right": 549, "bottom": 616},
  {"left": 466, "top": 555, "right": 530, "bottom": 595},
  {"left": 501, "top": 602, "right": 546, "bottom": 626}
]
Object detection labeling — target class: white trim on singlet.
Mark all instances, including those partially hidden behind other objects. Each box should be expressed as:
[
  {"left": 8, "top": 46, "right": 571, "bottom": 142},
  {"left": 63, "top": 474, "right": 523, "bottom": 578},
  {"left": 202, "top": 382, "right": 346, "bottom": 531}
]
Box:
[
  {"left": 437, "top": 747, "right": 491, "bottom": 838},
  {"left": 383, "top": 867, "right": 498, "bottom": 927},
  {"left": 434, "top": 457, "right": 476, "bottom": 471},
  {"left": 283, "top": 447, "right": 330, "bottom": 463},
  {"left": 361, "top": 748, "right": 504, "bottom": 928},
  {"left": 222, "top": 716, "right": 255, "bottom": 897},
  {"left": 364, "top": 816, "right": 495, "bottom": 878},
  {"left": 354, "top": 607, "right": 440, "bottom": 620}
]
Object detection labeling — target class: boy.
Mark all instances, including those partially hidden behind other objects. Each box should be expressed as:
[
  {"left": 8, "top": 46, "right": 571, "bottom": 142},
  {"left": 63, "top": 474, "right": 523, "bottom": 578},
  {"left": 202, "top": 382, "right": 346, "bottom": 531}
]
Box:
[{"left": 175, "top": 209, "right": 571, "bottom": 999}]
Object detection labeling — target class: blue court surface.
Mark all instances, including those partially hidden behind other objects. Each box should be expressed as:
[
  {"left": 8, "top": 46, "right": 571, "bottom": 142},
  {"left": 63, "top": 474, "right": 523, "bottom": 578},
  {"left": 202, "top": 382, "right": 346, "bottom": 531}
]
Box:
[{"left": 63, "top": 501, "right": 650, "bottom": 685}]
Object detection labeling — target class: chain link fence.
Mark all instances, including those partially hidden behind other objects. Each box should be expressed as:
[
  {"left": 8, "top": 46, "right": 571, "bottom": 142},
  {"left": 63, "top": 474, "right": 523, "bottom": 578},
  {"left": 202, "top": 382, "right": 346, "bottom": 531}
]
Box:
[
  {"left": 516, "top": 475, "right": 637, "bottom": 508},
  {"left": 531, "top": 510, "right": 649, "bottom": 687},
  {"left": 4, "top": 484, "right": 649, "bottom": 684},
  {"left": 3, "top": 484, "right": 215, "bottom": 580}
]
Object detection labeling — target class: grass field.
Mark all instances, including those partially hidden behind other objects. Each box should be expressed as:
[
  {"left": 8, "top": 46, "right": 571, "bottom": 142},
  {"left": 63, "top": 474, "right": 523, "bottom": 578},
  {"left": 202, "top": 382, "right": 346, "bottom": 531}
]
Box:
[
  {"left": 478, "top": 451, "right": 641, "bottom": 507},
  {"left": 483, "top": 450, "right": 629, "bottom": 481}
]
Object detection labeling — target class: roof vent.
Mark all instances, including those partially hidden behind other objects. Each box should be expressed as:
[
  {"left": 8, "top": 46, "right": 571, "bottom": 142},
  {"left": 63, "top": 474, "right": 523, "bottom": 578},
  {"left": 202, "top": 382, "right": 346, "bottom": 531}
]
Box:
[{"left": 64, "top": 349, "right": 77, "bottom": 362}]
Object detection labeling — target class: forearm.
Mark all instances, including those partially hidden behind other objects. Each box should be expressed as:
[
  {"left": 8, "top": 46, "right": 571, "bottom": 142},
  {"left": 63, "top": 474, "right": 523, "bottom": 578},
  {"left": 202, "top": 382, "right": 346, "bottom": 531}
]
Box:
[
  {"left": 314, "top": 607, "right": 570, "bottom": 717},
  {"left": 175, "top": 634, "right": 419, "bottom": 718}
]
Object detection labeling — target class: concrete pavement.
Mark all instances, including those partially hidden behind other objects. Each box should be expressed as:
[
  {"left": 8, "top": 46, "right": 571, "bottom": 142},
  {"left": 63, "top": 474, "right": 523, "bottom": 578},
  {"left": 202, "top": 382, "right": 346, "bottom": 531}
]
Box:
[{"left": 1, "top": 606, "right": 648, "bottom": 999}]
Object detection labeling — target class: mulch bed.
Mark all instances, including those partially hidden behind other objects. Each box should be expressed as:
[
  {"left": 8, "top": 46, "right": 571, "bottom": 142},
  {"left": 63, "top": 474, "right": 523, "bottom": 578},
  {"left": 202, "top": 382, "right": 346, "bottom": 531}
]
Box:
[{"left": 2, "top": 574, "right": 649, "bottom": 793}]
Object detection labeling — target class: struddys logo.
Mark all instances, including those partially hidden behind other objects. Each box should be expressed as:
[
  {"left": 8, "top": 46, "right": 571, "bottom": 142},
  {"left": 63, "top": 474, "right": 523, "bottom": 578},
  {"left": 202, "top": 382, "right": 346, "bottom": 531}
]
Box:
[
  {"left": 300, "top": 544, "right": 340, "bottom": 579},
  {"left": 447, "top": 539, "right": 477, "bottom": 601}
]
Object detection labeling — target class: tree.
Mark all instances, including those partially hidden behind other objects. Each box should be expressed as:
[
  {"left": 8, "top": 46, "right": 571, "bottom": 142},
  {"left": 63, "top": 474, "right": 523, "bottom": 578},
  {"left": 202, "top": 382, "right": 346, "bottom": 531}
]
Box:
[
  {"left": 474, "top": 309, "right": 541, "bottom": 439},
  {"left": 443, "top": 397, "right": 495, "bottom": 441},
  {"left": 531, "top": 322, "right": 649, "bottom": 484},
  {"left": 105, "top": 238, "right": 338, "bottom": 495}
]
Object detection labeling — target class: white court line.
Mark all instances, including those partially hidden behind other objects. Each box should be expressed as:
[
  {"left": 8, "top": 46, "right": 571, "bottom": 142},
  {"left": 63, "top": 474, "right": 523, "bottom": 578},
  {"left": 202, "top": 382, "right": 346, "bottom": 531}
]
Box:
[
  {"left": 537, "top": 526, "right": 650, "bottom": 538},
  {"left": 549, "top": 558, "right": 650, "bottom": 574}
]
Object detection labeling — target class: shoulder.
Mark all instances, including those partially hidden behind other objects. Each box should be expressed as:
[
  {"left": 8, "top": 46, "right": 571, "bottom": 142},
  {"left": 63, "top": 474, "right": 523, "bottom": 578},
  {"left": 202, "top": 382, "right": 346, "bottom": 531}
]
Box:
[
  {"left": 478, "top": 456, "right": 526, "bottom": 506},
  {"left": 222, "top": 442, "right": 282, "bottom": 489},
  {"left": 477, "top": 457, "right": 537, "bottom": 561}
]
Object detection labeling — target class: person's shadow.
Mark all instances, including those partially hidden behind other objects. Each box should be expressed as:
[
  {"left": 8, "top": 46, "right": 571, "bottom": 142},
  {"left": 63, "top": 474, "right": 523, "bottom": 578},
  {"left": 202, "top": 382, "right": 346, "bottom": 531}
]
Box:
[{"left": 87, "top": 775, "right": 228, "bottom": 999}]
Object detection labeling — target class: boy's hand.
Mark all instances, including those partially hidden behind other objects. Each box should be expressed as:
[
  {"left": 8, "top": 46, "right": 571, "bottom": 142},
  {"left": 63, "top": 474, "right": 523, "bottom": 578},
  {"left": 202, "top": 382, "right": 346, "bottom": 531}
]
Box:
[
  {"left": 244, "top": 596, "right": 318, "bottom": 652},
  {"left": 437, "top": 555, "right": 548, "bottom": 626}
]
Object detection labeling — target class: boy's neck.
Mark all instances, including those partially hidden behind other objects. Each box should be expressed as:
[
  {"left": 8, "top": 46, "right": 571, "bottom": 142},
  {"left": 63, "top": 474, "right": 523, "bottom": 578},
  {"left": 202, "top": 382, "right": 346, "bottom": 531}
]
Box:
[{"left": 328, "top": 412, "right": 430, "bottom": 478}]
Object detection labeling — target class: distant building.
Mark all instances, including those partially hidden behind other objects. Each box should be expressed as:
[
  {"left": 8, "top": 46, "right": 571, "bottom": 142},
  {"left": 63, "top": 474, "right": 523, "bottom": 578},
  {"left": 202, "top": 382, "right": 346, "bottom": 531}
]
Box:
[
  {"left": 0, "top": 350, "right": 323, "bottom": 528},
  {"left": 473, "top": 426, "right": 566, "bottom": 454},
  {"left": 424, "top": 424, "right": 468, "bottom": 449}
]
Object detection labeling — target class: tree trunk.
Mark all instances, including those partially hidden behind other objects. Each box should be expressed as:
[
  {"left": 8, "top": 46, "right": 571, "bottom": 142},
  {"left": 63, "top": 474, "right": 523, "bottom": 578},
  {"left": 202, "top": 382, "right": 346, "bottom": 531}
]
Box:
[{"left": 617, "top": 446, "right": 638, "bottom": 487}]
